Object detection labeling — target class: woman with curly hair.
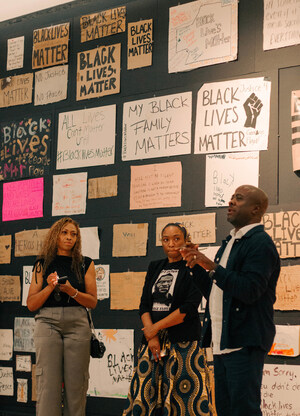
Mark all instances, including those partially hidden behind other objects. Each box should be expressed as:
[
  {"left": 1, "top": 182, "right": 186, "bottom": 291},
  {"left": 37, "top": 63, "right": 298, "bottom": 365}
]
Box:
[
  {"left": 27, "top": 217, "right": 97, "bottom": 416},
  {"left": 122, "top": 223, "right": 213, "bottom": 416}
]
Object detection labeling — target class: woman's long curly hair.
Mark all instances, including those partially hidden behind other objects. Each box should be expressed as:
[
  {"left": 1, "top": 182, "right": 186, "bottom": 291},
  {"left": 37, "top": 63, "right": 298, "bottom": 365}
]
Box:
[{"left": 37, "top": 217, "right": 83, "bottom": 282}]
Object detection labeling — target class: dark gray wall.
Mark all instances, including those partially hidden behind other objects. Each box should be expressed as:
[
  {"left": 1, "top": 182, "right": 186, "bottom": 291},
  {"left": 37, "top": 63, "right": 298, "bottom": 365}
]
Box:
[{"left": 0, "top": 0, "right": 299, "bottom": 415}]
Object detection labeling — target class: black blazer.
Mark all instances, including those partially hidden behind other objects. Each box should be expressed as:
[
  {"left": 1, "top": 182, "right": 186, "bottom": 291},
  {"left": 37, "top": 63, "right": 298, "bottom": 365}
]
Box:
[
  {"left": 194, "top": 225, "right": 281, "bottom": 352},
  {"left": 139, "top": 258, "right": 203, "bottom": 343}
]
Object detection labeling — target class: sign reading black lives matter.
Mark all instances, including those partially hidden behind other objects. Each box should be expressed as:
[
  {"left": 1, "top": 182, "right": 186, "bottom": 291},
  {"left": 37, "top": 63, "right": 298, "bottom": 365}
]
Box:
[
  {"left": 0, "top": 116, "right": 51, "bottom": 181},
  {"left": 76, "top": 44, "right": 121, "bottom": 101},
  {"left": 32, "top": 23, "right": 69, "bottom": 69},
  {"left": 80, "top": 6, "right": 126, "bottom": 42},
  {"left": 195, "top": 77, "right": 271, "bottom": 154}
]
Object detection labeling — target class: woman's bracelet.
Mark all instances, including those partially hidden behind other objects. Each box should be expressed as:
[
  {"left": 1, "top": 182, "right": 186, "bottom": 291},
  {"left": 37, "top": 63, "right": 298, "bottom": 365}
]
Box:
[{"left": 70, "top": 289, "right": 78, "bottom": 299}]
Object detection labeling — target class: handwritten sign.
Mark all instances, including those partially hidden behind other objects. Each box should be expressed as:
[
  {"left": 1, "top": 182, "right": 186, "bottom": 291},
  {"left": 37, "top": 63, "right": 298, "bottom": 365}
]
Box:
[
  {"left": 0, "top": 116, "right": 51, "bottom": 181},
  {"left": 122, "top": 92, "right": 192, "bottom": 161},
  {"left": 88, "top": 329, "right": 134, "bottom": 398},
  {"left": 76, "top": 44, "right": 121, "bottom": 101},
  {"left": 261, "top": 364, "right": 300, "bottom": 415},
  {"left": 264, "top": 0, "right": 300, "bottom": 50},
  {"left": 80, "top": 6, "right": 126, "bottom": 42},
  {"left": 0, "top": 367, "right": 13, "bottom": 396},
  {"left": 81, "top": 227, "right": 100, "bottom": 260},
  {"left": 130, "top": 162, "right": 182, "bottom": 210},
  {"left": 17, "top": 378, "right": 28, "bottom": 403},
  {"left": 32, "top": 22, "right": 69, "bottom": 69},
  {"left": 205, "top": 152, "right": 259, "bottom": 207},
  {"left": 0, "top": 275, "right": 20, "bottom": 302},
  {"left": 0, "top": 330, "right": 13, "bottom": 360},
  {"left": 14, "top": 317, "right": 35, "bottom": 352},
  {"left": 156, "top": 213, "right": 216, "bottom": 246},
  {"left": 291, "top": 90, "right": 300, "bottom": 172},
  {"left": 195, "top": 77, "right": 271, "bottom": 154},
  {"left": 2, "top": 178, "right": 44, "bottom": 222},
  {"left": 7, "top": 36, "right": 24, "bottom": 71},
  {"left": 0, "top": 235, "right": 12, "bottom": 264},
  {"left": 88, "top": 175, "right": 118, "bottom": 199},
  {"left": 57, "top": 105, "right": 116, "bottom": 169},
  {"left": 112, "top": 223, "right": 148, "bottom": 257},
  {"left": 16, "top": 355, "right": 32, "bottom": 372},
  {"left": 262, "top": 211, "right": 300, "bottom": 258},
  {"left": 35, "top": 65, "right": 68, "bottom": 105},
  {"left": 95, "top": 264, "right": 110, "bottom": 300},
  {"left": 0, "top": 73, "right": 33, "bottom": 108},
  {"left": 128, "top": 19, "right": 153, "bottom": 70},
  {"left": 52, "top": 172, "right": 87, "bottom": 216},
  {"left": 110, "top": 271, "right": 146, "bottom": 310},
  {"left": 15, "top": 229, "right": 49, "bottom": 257},
  {"left": 269, "top": 325, "right": 300, "bottom": 357},
  {"left": 274, "top": 265, "right": 300, "bottom": 311},
  {"left": 22, "top": 266, "right": 33, "bottom": 306},
  {"left": 168, "top": 0, "right": 238, "bottom": 73}
]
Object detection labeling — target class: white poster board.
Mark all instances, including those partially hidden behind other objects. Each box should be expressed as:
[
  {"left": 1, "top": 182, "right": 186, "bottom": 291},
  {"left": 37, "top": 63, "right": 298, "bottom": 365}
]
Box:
[
  {"left": 88, "top": 329, "right": 134, "bottom": 398},
  {"left": 52, "top": 172, "right": 87, "bottom": 216},
  {"left": 122, "top": 92, "right": 192, "bottom": 161},
  {"left": 81, "top": 227, "right": 100, "bottom": 260},
  {"left": 22, "top": 266, "right": 33, "bottom": 307},
  {"left": 168, "top": 0, "right": 238, "bottom": 73},
  {"left": 205, "top": 152, "right": 259, "bottom": 207},
  {"left": 195, "top": 77, "right": 271, "bottom": 154},
  {"left": 0, "top": 330, "right": 13, "bottom": 361},
  {"left": 264, "top": 0, "right": 300, "bottom": 50},
  {"left": 261, "top": 364, "right": 300, "bottom": 415},
  {"left": 57, "top": 105, "right": 116, "bottom": 169},
  {"left": 0, "top": 367, "right": 14, "bottom": 396},
  {"left": 34, "top": 65, "right": 68, "bottom": 105},
  {"left": 7, "top": 36, "right": 24, "bottom": 70}
]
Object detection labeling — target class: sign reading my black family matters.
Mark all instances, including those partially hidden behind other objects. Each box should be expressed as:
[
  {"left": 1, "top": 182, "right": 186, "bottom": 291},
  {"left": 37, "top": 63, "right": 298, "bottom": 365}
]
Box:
[
  {"left": 76, "top": 44, "right": 121, "bottom": 101},
  {"left": 0, "top": 116, "right": 51, "bottom": 181},
  {"left": 32, "top": 22, "right": 70, "bottom": 69}
]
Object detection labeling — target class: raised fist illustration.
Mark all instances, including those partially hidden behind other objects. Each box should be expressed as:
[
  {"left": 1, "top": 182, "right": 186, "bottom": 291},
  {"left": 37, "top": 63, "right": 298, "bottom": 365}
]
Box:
[{"left": 243, "top": 93, "right": 263, "bottom": 128}]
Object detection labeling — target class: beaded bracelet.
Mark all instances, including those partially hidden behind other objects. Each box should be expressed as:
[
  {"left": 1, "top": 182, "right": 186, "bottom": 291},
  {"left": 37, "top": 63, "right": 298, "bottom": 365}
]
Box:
[{"left": 70, "top": 289, "right": 78, "bottom": 298}]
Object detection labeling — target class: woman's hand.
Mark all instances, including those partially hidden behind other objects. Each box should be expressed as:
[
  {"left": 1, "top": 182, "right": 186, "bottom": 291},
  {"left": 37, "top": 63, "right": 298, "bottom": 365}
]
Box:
[
  {"left": 46, "top": 272, "right": 58, "bottom": 289},
  {"left": 148, "top": 336, "right": 161, "bottom": 362},
  {"left": 58, "top": 280, "right": 74, "bottom": 296},
  {"left": 142, "top": 323, "right": 159, "bottom": 341}
]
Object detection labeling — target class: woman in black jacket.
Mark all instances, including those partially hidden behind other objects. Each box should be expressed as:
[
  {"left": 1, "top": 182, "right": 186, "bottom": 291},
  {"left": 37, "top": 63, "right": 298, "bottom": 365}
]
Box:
[{"left": 123, "top": 223, "right": 212, "bottom": 416}]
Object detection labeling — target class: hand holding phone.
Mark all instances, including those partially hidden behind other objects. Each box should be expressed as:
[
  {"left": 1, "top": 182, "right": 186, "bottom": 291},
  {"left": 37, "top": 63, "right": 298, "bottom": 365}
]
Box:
[{"left": 57, "top": 276, "right": 68, "bottom": 284}]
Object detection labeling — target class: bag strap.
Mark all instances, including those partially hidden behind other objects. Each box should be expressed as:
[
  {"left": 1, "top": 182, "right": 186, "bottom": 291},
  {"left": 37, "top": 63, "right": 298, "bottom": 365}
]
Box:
[{"left": 86, "top": 308, "right": 96, "bottom": 335}]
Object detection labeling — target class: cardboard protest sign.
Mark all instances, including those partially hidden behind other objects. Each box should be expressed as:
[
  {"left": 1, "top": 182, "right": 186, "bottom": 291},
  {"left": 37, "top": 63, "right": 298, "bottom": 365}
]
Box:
[
  {"left": 80, "top": 6, "right": 126, "bottom": 42},
  {"left": 262, "top": 211, "right": 300, "bottom": 258},
  {"left": 0, "top": 73, "right": 33, "bottom": 108},
  {"left": 32, "top": 22, "right": 69, "bottom": 69},
  {"left": 34, "top": 65, "right": 68, "bottom": 105},
  {"left": 128, "top": 19, "right": 153, "bottom": 70},
  {"left": 76, "top": 44, "right": 121, "bottom": 101},
  {"left": 130, "top": 162, "right": 182, "bottom": 210}
]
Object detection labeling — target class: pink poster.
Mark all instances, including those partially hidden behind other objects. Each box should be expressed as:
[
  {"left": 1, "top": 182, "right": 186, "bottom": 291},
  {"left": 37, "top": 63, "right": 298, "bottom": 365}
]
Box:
[{"left": 2, "top": 178, "right": 44, "bottom": 221}]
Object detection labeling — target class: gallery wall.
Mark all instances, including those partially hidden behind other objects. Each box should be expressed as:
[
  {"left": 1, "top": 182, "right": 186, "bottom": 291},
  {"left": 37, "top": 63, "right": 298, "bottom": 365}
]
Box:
[{"left": 0, "top": 0, "right": 299, "bottom": 415}]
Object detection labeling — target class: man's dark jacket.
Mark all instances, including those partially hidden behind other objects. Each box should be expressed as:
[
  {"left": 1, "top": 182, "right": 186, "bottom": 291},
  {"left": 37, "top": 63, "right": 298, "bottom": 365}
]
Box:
[{"left": 193, "top": 225, "right": 280, "bottom": 352}]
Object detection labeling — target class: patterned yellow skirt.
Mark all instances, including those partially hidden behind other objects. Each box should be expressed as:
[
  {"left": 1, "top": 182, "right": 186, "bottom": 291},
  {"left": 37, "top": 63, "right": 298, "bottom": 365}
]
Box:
[{"left": 122, "top": 340, "right": 213, "bottom": 416}]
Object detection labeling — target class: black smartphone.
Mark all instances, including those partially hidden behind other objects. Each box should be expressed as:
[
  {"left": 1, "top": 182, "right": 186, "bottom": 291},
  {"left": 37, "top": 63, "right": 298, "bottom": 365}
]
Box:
[{"left": 57, "top": 276, "right": 68, "bottom": 284}]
